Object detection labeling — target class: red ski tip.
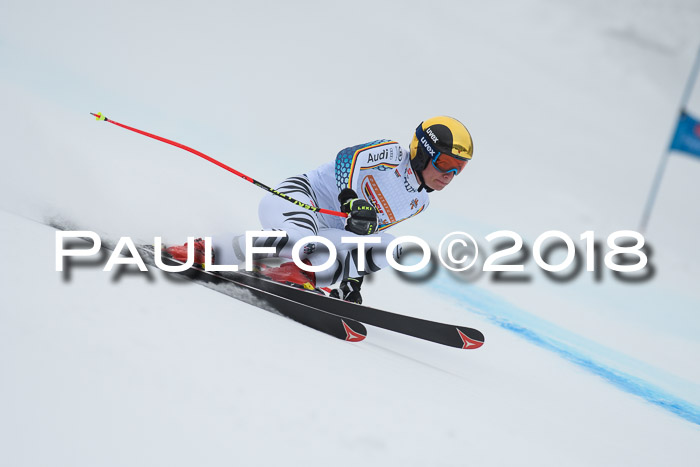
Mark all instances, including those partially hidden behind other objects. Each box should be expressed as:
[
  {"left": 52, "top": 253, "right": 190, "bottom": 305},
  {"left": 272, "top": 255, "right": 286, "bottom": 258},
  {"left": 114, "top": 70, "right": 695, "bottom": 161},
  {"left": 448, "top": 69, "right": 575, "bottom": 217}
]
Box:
[
  {"left": 457, "top": 329, "right": 483, "bottom": 349},
  {"left": 342, "top": 320, "right": 366, "bottom": 342}
]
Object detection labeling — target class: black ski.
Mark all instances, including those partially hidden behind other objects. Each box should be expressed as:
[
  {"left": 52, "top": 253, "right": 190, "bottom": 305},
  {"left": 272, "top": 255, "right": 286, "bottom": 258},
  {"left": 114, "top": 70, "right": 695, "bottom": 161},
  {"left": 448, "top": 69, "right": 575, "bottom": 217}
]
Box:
[
  {"left": 137, "top": 245, "right": 367, "bottom": 342},
  {"left": 228, "top": 270, "right": 485, "bottom": 350},
  {"left": 50, "top": 224, "right": 368, "bottom": 343},
  {"left": 146, "top": 247, "right": 484, "bottom": 349},
  {"left": 50, "top": 218, "right": 481, "bottom": 349}
]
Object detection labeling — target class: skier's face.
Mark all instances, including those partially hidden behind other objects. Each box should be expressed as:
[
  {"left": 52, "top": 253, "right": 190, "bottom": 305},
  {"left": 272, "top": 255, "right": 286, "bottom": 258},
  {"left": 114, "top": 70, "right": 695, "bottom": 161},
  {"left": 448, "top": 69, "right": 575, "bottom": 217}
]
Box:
[{"left": 421, "top": 162, "right": 456, "bottom": 191}]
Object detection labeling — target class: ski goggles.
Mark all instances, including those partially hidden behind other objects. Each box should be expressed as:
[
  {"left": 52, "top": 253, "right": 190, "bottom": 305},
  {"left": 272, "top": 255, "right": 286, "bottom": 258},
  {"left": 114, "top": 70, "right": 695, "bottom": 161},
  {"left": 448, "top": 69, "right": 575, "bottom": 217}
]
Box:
[{"left": 415, "top": 124, "right": 471, "bottom": 175}]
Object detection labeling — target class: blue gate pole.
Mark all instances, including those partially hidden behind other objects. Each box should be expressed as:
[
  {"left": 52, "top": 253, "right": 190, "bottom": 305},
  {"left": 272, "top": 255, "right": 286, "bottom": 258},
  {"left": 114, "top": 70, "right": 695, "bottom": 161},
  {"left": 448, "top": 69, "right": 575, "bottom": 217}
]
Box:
[{"left": 639, "top": 44, "right": 700, "bottom": 233}]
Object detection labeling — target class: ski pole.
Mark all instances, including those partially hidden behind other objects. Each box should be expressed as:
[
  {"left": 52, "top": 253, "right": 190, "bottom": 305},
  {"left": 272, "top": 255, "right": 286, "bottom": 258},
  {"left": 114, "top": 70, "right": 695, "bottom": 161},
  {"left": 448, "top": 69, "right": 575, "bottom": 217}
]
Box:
[{"left": 90, "top": 112, "right": 347, "bottom": 218}]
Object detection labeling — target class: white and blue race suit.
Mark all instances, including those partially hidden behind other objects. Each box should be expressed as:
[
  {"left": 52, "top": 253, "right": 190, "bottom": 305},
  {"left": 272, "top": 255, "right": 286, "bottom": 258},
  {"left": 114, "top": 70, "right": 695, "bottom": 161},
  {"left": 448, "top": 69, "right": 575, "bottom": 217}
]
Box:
[{"left": 215, "top": 140, "right": 430, "bottom": 287}]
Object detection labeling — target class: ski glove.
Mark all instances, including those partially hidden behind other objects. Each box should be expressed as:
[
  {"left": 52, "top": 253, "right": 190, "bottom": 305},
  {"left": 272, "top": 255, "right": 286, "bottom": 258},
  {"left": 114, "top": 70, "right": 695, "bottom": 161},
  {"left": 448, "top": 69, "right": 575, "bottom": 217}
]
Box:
[{"left": 338, "top": 188, "right": 378, "bottom": 236}]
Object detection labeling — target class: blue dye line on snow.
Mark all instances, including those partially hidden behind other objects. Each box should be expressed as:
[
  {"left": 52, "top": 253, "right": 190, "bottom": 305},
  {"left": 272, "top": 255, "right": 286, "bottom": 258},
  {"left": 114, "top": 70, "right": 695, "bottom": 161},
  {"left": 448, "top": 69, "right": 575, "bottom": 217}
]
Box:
[{"left": 434, "top": 281, "right": 700, "bottom": 426}]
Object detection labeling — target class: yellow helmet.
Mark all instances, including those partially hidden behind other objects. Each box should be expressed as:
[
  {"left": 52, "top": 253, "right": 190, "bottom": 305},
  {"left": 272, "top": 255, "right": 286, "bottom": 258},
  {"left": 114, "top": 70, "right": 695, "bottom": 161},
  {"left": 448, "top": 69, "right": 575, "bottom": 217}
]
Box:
[{"left": 409, "top": 116, "right": 473, "bottom": 181}]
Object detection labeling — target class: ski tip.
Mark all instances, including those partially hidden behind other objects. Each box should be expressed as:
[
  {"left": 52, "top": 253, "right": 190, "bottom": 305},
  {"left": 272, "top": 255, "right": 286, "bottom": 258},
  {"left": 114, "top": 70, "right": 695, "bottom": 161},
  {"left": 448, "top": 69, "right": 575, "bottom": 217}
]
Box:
[
  {"left": 457, "top": 328, "right": 484, "bottom": 350},
  {"left": 342, "top": 320, "right": 366, "bottom": 342},
  {"left": 91, "top": 112, "right": 106, "bottom": 121}
]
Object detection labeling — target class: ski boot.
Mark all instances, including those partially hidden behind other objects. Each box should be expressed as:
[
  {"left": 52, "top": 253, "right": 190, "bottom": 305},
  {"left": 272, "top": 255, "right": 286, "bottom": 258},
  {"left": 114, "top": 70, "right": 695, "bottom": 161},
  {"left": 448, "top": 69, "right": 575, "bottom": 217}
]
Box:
[
  {"left": 257, "top": 260, "right": 317, "bottom": 291},
  {"left": 163, "top": 238, "right": 212, "bottom": 268},
  {"left": 329, "top": 277, "right": 363, "bottom": 304}
]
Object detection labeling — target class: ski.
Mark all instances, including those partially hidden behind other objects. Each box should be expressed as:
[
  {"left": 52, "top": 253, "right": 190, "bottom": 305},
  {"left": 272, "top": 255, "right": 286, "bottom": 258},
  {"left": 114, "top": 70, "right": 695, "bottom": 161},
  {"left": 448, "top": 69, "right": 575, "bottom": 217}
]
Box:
[
  {"left": 135, "top": 245, "right": 367, "bottom": 342},
  {"left": 142, "top": 246, "right": 483, "bottom": 349},
  {"left": 148, "top": 245, "right": 484, "bottom": 349},
  {"left": 227, "top": 268, "right": 485, "bottom": 350},
  {"left": 51, "top": 219, "right": 482, "bottom": 349},
  {"left": 50, "top": 223, "right": 367, "bottom": 343}
]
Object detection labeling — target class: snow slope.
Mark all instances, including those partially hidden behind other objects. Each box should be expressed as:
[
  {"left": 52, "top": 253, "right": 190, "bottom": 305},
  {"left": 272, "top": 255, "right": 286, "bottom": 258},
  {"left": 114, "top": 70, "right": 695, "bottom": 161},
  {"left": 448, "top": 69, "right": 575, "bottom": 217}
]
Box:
[
  {"left": 2, "top": 211, "right": 699, "bottom": 466},
  {"left": 2, "top": 0, "right": 700, "bottom": 465}
]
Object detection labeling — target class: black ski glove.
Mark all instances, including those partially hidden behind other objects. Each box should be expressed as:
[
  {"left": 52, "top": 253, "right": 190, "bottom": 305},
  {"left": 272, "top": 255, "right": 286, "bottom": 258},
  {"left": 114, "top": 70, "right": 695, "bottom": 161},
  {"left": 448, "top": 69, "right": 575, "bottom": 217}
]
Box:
[{"left": 338, "top": 188, "right": 378, "bottom": 236}]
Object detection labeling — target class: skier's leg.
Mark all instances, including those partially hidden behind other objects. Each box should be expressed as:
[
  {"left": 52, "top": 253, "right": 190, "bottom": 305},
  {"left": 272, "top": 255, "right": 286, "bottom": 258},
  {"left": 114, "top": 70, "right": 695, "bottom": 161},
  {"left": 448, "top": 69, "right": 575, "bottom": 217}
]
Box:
[{"left": 303, "top": 229, "right": 399, "bottom": 287}]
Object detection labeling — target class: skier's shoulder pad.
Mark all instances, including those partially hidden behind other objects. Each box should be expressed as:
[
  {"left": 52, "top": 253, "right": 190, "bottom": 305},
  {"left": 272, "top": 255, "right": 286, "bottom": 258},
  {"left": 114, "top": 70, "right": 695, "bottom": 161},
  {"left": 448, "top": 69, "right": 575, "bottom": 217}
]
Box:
[
  {"left": 335, "top": 140, "right": 403, "bottom": 166},
  {"left": 335, "top": 140, "right": 404, "bottom": 187}
]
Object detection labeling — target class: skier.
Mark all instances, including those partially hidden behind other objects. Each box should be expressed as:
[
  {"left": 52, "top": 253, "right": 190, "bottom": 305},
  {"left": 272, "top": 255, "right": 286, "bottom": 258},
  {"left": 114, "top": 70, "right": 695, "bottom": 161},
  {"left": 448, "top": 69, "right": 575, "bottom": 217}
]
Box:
[{"left": 167, "top": 116, "right": 473, "bottom": 304}]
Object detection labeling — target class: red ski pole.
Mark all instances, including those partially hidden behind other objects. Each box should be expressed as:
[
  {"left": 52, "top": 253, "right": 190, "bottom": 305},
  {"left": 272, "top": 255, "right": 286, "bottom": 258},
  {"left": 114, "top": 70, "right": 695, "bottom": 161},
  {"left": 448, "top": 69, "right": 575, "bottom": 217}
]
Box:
[{"left": 90, "top": 112, "right": 347, "bottom": 218}]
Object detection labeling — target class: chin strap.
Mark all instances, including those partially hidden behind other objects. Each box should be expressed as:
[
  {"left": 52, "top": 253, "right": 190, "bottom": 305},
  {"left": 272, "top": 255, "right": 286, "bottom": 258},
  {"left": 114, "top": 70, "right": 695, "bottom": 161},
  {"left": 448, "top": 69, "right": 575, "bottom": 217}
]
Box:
[
  {"left": 415, "top": 166, "right": 434, "bottom": 193},
  {"left": 417, "top": 182, "right": 434, "bottom": 193},
  {"left": 410, "top": 153, "right": 435, "bottom": 193}
]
